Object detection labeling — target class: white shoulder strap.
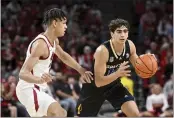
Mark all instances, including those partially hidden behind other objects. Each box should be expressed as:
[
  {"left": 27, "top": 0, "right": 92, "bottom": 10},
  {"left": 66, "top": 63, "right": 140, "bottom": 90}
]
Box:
[{"left": 26, "top": 34, "right": 51, "bottom": 55}]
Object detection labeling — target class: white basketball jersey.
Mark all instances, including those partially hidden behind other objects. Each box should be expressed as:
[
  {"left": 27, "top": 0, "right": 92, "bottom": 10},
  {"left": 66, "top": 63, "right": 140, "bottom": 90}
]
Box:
[{"left": 17, "top": 34, "right": 56, "bottom": 90}]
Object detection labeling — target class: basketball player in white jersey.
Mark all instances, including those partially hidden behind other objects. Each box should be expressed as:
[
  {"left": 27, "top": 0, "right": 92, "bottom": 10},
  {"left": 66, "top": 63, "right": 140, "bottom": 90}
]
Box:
[{"left": 16, "top": 8, "right": 93, "bottom": 117}]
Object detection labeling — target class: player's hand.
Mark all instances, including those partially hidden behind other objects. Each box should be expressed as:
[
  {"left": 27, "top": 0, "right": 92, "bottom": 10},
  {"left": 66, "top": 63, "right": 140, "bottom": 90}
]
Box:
[
  {"left": 37, "top": 73, "right": 53, "bottom": 84},
  {"left": 80, "top": 71, "right": 93, "bottom": 83},
  {"left": 116, "top": 61, "right": 131, "bottom": 77}
]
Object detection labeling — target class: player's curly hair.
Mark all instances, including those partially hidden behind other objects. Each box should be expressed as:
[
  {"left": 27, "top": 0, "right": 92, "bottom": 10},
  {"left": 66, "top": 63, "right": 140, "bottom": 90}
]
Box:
[
  {"left": 43, "top": 8, "right": 66, "bottom": 26},
  {"left": 108, "top": 18, "right": 130, "bottom": 33}
]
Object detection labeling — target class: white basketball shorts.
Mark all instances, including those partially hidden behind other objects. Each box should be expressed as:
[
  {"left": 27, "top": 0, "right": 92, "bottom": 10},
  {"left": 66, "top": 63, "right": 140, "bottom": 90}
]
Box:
[{"left": 16, "top": 84, "right": 56, "bottom": 117}]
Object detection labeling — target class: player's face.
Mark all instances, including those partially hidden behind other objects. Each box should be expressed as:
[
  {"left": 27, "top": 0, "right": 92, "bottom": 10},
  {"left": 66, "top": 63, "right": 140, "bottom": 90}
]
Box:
[
  {"left": 54, "top": 18, "right": 67, "bottom": 37},
  {"left": 111, "top": 26, "right": 128, "bottom": 44}
]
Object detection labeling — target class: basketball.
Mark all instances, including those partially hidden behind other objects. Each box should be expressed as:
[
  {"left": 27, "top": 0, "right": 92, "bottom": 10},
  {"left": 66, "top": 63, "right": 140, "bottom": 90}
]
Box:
[{"left": 135, "top": 54, "right": 158, "bottom": 79}]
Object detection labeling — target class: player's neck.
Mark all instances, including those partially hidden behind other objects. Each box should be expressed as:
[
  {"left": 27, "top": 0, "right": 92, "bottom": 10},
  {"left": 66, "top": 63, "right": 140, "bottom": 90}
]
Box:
[
  {"left": 111, "top": 39, "right": 125, "bottom": 53},
  {"left": 43, "top": 29, "right": 57, "bottom": 45}
]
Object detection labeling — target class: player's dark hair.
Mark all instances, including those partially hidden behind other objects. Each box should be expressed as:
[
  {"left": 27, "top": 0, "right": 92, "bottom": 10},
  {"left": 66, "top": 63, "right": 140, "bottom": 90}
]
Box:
[
  {"left": 43, "top": 8, "right": 66, "bottom": 26},
  {"left": 108, "top": 18, "right": 130, "bottom": 33}
]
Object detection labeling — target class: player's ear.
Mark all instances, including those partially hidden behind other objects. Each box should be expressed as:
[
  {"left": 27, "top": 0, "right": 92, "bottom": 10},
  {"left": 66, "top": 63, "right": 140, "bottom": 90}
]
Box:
[{"left": 52, "top": 19, "right": 57, "bottom": 28}]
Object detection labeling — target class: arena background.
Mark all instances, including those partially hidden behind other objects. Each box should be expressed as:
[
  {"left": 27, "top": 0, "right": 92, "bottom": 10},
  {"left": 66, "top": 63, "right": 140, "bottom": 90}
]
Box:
[{"left": 1, "top": 0, "right": 173, "bottom": 117}]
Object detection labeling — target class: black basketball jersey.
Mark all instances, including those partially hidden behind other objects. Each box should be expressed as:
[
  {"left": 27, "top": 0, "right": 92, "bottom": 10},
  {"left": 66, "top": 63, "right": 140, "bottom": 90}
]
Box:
[
  {"left": 83, "top": 40, "right": 131, "bottom": 93},
  {"left": 101, "top": 40, "right": 131, "bottom": 87},
  {"left": 103, "top": 40, "right": 131, "bottom": 76}
]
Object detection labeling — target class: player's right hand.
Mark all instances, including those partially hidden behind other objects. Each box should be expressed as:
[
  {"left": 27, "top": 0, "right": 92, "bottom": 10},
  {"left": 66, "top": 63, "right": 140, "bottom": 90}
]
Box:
[
  {"left": 37, "top": 73, "right": 53, "bottom": 84},
  {"left": 116, "top": 61, "right": 131, "bottom": 77}
]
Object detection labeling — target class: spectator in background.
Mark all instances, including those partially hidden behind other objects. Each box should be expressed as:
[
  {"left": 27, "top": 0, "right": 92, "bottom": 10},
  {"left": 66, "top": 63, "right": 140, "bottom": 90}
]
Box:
[
  {"left": 74, "top": 76, "right": 83, "bottom": 96},
  {"left": 68, "top": 77, "right": 79, "bottom": 100},
  {"left": 161, "top": 74, "right": 173, "bottom": 117},
  {"left": 6, "top": 0, "right": 21, "bottom": 14},
  {"left": 50, "top": 62, "right": 61, "bottom": 76},
  {"left": 2, "top": 76, "right": 29, "bottom": 117},
  {"left": 77, "top": 36, "right": 88, "bottom": 55},
  {"left": 164, "top": 48, "right": 173, "bottom": 79},
  {"left": 149, "top": 42, "right": 158, "bottom": 54},
  {"left": 141, "top": 84, "right": 169, "bottom": 117},
  {"left": 3, "top": 48, "right": 15, "bottom": 72},
  {"left": 139, "top": 8, "right": 156, "bottom": 34},
  {"left": 79, "top": 45, "right": 93, "bottom": 70},
  {"left": 64, "top": 47, "right": 80, "bottom": 75},
  {"left": 54, "top": 76, "right": 78, "bottom": 116},
  {"left": 157, "top": 16, "right": 173, "bottom": 36},
  {"left": 1, "top": 32, "right": 11, "bottom": 50},
  {"left": 163, "top": 73, "right": 173, "bottom": 106},
  {"left": 1, "top": 79, "right": 17, "bottom": 117},
  {"left": 3, "top": 76, "right": 18, "bottom": 104}
]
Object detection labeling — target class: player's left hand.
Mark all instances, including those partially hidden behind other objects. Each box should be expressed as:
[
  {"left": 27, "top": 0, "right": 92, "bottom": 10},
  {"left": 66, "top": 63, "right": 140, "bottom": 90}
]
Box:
[{"left": 80, "top": 71, "right": 93, "bottom": 83}]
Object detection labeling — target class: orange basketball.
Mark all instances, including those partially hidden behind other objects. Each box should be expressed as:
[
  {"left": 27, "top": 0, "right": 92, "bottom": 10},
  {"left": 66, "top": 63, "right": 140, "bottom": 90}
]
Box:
[{"left": 135, "top": 54, "right": 158, "bottom": 79}]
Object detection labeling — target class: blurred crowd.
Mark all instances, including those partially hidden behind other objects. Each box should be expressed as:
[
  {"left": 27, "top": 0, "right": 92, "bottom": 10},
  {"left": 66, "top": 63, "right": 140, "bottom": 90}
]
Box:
[
  {"left": 133, "top": 0, "right": 173, "bottom": 114},
  {"left": 1, "top": 0, "right": 173, "bottom": 117}
]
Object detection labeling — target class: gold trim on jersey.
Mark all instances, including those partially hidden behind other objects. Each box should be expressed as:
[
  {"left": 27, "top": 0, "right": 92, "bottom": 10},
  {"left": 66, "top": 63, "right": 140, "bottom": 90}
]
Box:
[
  {"left": 123, "top": 43, "right": 126, "bottom": 57},
  {"left": 110, "top": 40, "right": 118, "bottom": 59},
  {"left": 109, "top": 40, "right": 125, "bottom": 59}
]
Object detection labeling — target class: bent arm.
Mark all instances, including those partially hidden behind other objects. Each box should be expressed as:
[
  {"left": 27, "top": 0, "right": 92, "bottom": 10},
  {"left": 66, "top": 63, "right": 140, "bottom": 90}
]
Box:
[
  {"left": 146, "top": 96, "right": 153, "bottom": 111},
  {"left": 94, "top": 45, "right": 120, "bottom": 87},
  {"left": 19, "top": 39, "right": 46, "bottom": 83},
  {"left": 128, "top": 40, "right": 138, "bottom": 67}
]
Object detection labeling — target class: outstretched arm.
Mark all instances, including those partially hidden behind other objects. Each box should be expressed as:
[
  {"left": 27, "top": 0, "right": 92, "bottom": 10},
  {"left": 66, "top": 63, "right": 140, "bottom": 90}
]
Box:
[{"left": 55, "top": 40, "right": 93, "bottom": 83}]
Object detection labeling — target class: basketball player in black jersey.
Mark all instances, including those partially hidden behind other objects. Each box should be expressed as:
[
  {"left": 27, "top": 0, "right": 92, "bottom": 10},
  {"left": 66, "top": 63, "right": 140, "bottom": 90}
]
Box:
[{"left": 76, "top": 18, "right": 155, "bottom": 117}]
